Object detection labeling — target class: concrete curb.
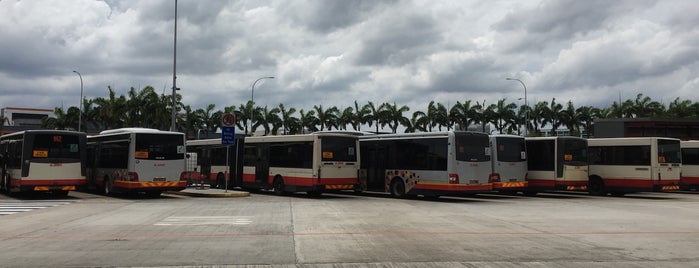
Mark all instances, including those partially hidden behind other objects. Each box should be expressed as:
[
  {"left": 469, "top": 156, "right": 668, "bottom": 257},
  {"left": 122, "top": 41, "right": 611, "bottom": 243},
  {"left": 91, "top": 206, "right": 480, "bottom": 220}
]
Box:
[{"left": 165, "top": 188, "right": 250, "bottom": 198}]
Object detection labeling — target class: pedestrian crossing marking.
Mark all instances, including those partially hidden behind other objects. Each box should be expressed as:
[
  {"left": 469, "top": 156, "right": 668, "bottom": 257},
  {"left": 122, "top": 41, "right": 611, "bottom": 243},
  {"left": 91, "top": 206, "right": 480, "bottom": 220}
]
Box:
[
  {"left": 155, "top": 216, "right": 253, "bottom": 226},
  {"left": 0, "top": 201, "right": 74, "bottom": 216}
]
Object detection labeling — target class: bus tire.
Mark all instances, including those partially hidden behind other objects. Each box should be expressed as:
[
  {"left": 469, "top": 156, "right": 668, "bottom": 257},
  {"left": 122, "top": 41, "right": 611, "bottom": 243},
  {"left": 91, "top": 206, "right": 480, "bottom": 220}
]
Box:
[
  {"left": 588, "top": 177, "right": 606, "bottom": 196},
  {"left": 145, "top": 191, "right": 162, "bottom": 197},
  {"left": 2, "top": 174, "right": 11, "bottom": 194},
  {"left": 104, "top": 177, "right": 114, "bottom": 196},
  {"left": 52, "top": 190, "right": 69, "bottom": 197},
  {"left": 307, "top": 190, "right": 323, "bottom": 197},
  {"left": 523, "top": 191, "right": 538, "bottom": 196},
  {"left": 216, "top": 173, "right": 225, "bottom": 189},
  {"left": 390, "top": 178, "right": 406, "bottom": 198},
  {"left": 273, "top": 177, "right": 285, "bottom": 196}
]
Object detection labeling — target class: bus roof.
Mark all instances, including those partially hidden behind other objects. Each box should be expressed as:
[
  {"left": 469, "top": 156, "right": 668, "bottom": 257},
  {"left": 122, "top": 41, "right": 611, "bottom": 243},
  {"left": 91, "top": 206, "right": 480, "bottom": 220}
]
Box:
[
  {"left": 681, "top": 140, "right": 699, "bottom": 148},
  {"left": 525, "top": 136, "right": 586, "bottom": 141},
  {"left": 1, "top": 129, "right": 86, "bottom": 139},
  {"left": 244, "top": 133, "right": 359, "bottom": 143},
  {"left": 99, "top": 128, "right": 183, "bottom": 135},
  {"left": 588, "top": 137, "right": 680, "bottom": 146},
  {"left": 359, "top": 131, "right": 487, "bottom": 141}
]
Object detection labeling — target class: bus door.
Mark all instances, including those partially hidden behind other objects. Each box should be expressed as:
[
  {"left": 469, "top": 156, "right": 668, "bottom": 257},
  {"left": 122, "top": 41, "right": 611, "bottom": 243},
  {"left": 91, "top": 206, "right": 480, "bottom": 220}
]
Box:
[
  {"left": 255, "top": 144, "right": 270, "bottom": 185},
  {"left": 200, "top": 149, "right": 212, "bottom": 182},
  {"left": 364, "top": 143, "right": 389, "bottom": 192}
]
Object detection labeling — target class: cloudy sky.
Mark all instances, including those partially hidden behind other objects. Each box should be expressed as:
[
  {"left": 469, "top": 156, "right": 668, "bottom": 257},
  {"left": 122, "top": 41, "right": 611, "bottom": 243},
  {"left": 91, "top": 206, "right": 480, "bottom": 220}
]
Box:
[{"left": 1, "top": 0, "right": 698, "bottom": 116}]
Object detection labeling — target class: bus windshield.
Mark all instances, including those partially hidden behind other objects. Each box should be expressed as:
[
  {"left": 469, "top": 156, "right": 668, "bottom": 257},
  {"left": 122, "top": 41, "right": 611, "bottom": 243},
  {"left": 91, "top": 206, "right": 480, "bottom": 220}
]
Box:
[
  {"left": 658, "top": 139, "right": 681, "bottom": 163},
  {"left": 321, "top": 136, "right": 357, "bottom": 162},
  {"left": 495, "top": 137, "right": 525, "bottom": 162},
  {"left": 560, "top": 138, "right": 587, "bottom": 165},
  {"left": 455, "top": 133, "right": 490, "bottom": 162},
  {"left": 135, "top": 133, "right": 185, "bottom": 160},
  {"left": 32, "top": 134, "right": 81, "bottom": 159}
]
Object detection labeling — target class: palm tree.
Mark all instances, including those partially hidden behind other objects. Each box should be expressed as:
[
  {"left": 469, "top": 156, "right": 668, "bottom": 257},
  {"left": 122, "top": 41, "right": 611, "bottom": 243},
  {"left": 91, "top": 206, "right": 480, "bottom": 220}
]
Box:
[
  {"left": 277, "top": 103, "right": 297, "bottom": 135},
  {"left": 352, "top": 101, "right": 371, "bottom": 131},
  {"left": 257, "top": 106, "right": 281, "bottom": 135},
  {"left": 434, "top": 102, "right": 449, "bottom": 131},
  {"left": 298, "top": 109, "right": 319, "bottom": 133},
  {"left": 529, "top": 101, "right": 548, "bottom": 135},
  {"left": 92, "top": 86, "right": 127, "bottom": 130},
  {"left": 449, "top": 100, "right": 479, "bottom": 131},
  {"left": 337, "top": 107, "right": 354, "bottom": 131},
  {"left": 182, "top": 105, "right": 203, "bottom": 139},
  {"left": 667, "top": 97, "right": 695, "bottom": 118},
  {"left": 237, "top": 101, "right": 254, "bottom": 135},
  {"left": 630, "top": 93, "right": 665, "bottom": 118},
  {"left": 382, "top": 102, "right": 410, "bottom": 133},
  {"left": 488, "top": 99, "right": 517, "bottom": 134},
  {"left": 196, "top": 104, "right": 220, "bottom": 137},
  {"left": 364, "top": 101, "right": 386, "bottom": 133},
  {"left": 313, "top": 105, "right": 339, "bottom": 131},
  {"left": 542, "top": 98, "right": 563, "bottom": 135},
  {"left": 576, "top": 105, "right": 599, "bottom": 137},
  {"left": 559, "top": 101, "right": 580, "bottom": 136}
]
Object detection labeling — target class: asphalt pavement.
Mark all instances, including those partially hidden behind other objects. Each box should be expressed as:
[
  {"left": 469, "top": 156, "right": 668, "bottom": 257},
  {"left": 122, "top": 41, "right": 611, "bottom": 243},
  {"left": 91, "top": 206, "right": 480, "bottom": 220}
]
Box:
[{"left": 166, "top": 186, "right": 250, "bottom": 198}]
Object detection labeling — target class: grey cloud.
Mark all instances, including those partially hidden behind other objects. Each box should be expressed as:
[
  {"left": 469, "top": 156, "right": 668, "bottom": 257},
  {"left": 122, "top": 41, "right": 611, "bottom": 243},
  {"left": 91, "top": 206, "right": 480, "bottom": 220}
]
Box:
[
  {"left": 353, "top": 11, "right": 441, "bottom": 66},
  {"left": 279, "top": 0, "right": 398, "bottom": 33},
  {"left": 494, "top": 0, "right": 653, "bottom": 52}
]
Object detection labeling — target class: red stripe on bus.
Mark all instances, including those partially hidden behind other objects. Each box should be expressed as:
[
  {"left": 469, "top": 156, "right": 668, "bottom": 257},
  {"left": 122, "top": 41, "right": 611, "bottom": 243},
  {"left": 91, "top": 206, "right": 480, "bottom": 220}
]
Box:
[
  {"left": 603, "top": 178, "right": 680, "bottom": 188},
  {"left": 17, "top": 179, "right": 86, "bottom": 186},
  {"left": 681, "top": 176, "right": 699, "bottom": 184},
  {"left": 525, "top": 179, "right": 556, "bottom": 188}
]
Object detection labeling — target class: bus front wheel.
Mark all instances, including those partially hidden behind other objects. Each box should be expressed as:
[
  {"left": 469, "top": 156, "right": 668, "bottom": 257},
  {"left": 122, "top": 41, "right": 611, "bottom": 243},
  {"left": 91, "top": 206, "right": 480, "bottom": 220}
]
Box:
[
  {"left": 2, "top": 174, "right": 10, "bottom": 194},
  {"left": 588, "top": 177, "right": 606, "bottom": 196},
  {"left": 273, "top": 177, "right": 285, "bottom": 196},
  {"left": 390, "top": 178, "right": 406, "bottom": 198}
]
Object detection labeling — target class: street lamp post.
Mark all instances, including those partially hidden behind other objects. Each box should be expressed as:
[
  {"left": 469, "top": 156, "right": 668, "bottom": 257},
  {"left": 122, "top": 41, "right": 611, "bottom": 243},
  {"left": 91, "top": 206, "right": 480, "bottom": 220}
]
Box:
[
  {"left": 506, "top": 78, "right": 527, "bottom": 136},
  {"left": 72, "top": 70, "right": 83, "bottom": 132},
  {"left": 170, "top": 0, "right": 178, "bottom": 132},
  {"left": 249, "top": 76, "right": 274, "bottom": 135}
]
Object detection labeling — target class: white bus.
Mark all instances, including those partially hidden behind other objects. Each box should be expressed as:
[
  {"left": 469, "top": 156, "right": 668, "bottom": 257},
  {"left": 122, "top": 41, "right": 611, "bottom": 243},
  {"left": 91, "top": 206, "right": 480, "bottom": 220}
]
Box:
[
  {"left": 86, "top": 128, "right": 187, "bottom": 196},
  {"left": 679, "top": 140, "right": 699, "bottom": 190},
  {"left": 587, "top": 137, "right": 681, "bottom": 196},
  {"left": 489, "top": 135, "right": 528, "bottom": 193},
  {"left": 242, "top": 133, "right": 360, "bottom": 196},
  {"left": 185, "top": 135, "right": 245, "bottom": 189},
  {"left": 525, "top": 136, "right": 589, "bottom": 195},
  {"left": 0, "top": 130, "right": 87, "bottom": 196},
  {"left": 360, "top": 131, "right": 492, "bottom": 198}
]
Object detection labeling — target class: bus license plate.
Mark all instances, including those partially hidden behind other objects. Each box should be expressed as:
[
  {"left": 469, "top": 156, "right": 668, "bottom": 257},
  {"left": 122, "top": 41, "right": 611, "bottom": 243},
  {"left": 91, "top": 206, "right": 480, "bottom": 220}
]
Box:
[{"left": 153, "top": 178, "right": 166, "bottom": 182}]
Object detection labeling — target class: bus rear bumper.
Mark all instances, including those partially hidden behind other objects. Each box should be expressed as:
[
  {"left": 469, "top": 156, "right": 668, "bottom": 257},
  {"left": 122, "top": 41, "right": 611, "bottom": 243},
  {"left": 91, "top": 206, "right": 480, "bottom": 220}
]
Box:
[{"left": 113, "top": 180, "right": 188, "bottom": 192}]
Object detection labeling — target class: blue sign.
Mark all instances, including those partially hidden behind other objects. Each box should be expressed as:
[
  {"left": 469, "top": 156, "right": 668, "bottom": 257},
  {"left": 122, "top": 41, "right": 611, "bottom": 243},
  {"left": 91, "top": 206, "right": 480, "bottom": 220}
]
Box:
[{"left": 221, "top": 126, "right": 235, "bottom": 145}]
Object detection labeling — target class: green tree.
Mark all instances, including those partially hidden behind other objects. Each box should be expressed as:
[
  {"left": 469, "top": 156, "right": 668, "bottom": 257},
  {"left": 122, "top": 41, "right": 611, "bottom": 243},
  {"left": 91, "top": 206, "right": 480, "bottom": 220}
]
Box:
[{"left": 382, "top": 102, "right": 410, "bottom": 133}]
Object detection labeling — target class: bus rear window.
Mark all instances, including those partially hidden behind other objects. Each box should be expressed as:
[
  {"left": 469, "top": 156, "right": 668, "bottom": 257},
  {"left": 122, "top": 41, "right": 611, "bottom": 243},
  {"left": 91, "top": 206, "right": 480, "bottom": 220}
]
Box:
[
  {"left": 321, "top": 137, "right": 357, "bottom": 162},
  {"left": 560, "top": 138, "right": 588, "bottom": 164},
  {"left": 658, "top": 139, "right": 680, "bottom": 163},
  {"left": 32, "top": 134, "right": 81, "bottom": 159},
  {"left": 455, "top": 133, "right": 490, "bottom": 162},
  {"left": 135, "top": 133, "right": 185, "bottom": 160},
  {"left": 495, "top": 137, "right": 526, "bottom": 162}
]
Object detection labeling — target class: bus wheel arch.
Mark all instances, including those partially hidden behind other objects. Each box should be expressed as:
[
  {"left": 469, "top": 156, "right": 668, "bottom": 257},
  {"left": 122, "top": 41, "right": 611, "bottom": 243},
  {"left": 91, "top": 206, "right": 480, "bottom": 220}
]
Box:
[
  {"left": 273, "top": 175, "right": 285, "bottom": 195},
  {"left": 390, "top": 177, "right": 406, "bottom": 198},
  {"left": 588, "top": 175, "right": 606, "bottom": 196}
]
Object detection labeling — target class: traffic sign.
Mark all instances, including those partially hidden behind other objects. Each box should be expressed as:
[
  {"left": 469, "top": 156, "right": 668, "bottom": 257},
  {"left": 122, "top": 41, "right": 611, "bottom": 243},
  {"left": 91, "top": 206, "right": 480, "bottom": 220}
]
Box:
[
  {"left": 222, "top": 126, "right": 235, "bottom": 145},
  {"left": 221, "top": 113, "right": 236, "bottom": 145},
  {"left": 221, "top": 113, "right": 236, "bottom": 127}
]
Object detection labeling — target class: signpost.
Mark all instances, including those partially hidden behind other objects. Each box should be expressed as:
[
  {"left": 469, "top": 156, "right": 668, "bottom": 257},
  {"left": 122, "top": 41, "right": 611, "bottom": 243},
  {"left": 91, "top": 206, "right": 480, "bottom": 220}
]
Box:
[{"left": 221, "top": 113, "right": 236, "bottom": 192}]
